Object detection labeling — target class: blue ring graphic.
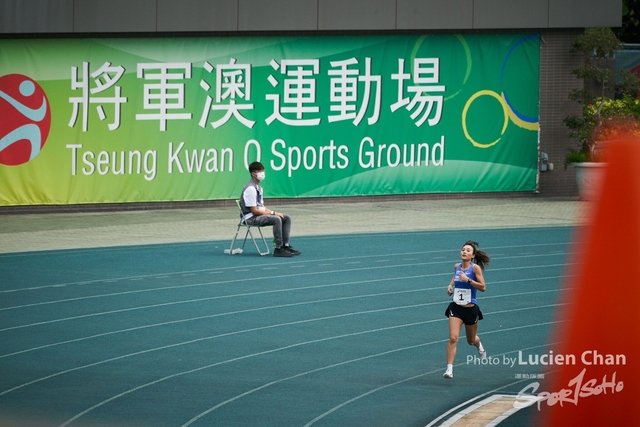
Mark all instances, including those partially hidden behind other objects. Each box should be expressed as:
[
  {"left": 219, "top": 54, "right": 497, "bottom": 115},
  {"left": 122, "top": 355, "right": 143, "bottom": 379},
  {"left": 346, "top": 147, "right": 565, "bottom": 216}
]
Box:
[{"left": 500, "top": 35, "right": 540, "bottom": 124}]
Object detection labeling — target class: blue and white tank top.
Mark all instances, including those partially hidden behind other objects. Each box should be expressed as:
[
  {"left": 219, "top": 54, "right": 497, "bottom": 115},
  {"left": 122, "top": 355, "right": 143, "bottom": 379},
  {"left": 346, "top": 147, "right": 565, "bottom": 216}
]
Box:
[{"left": 452, "top": 263, "right": 478, "bottom": 305}]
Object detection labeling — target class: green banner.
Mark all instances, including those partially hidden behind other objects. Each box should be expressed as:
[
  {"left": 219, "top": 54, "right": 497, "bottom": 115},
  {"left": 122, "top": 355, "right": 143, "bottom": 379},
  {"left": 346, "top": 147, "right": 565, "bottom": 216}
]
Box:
[{"left": 0, "top": 35, "right": 540, "bottom": 206}]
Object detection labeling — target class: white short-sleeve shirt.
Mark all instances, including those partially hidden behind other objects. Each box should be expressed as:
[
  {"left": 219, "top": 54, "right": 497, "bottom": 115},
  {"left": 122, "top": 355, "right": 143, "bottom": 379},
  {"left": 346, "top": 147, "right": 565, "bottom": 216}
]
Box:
[{"left": 242, "top": 184, "right": 264, "bottom": 220}]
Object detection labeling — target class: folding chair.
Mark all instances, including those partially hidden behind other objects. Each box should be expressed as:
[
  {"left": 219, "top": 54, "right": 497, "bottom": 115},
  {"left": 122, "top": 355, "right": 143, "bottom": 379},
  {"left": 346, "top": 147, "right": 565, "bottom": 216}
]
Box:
[{"left": 225, "top": 200, "right": 270, "bottom": 256}]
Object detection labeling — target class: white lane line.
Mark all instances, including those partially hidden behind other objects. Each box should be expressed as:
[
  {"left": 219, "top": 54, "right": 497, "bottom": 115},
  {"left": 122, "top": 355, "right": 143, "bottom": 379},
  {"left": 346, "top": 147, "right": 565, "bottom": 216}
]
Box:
[
  {"left": 305, "top": 337, "right": 565, "bottom": 427},
  {"left": 61, "top": 315, "right": 564, "bottom": 427},
  {"left": 3, "top": 301, "right": 565, "bottom": 402},
  {"left": 1, "top": 278, "right": 569, "bottom": 360},
  {"left": 0, "top": 267, "right": 570, "bottom": 333},
  {"left": 0, "top": 242, "right": 570, "bottom": 294},
  {"left": 0, "top": 256, "right": 575, "bottom": 314}
]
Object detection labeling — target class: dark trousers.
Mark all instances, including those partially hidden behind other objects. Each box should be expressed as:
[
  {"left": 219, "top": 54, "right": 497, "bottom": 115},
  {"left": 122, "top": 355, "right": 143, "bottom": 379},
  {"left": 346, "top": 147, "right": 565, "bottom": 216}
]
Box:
[{"left": 246, "top": 214, "right": 291, "bottom": 248}]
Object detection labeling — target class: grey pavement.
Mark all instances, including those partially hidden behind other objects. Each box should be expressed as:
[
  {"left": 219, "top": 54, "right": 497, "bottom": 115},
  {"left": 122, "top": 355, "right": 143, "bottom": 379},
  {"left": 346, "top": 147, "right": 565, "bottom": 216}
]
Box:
[{"left": 0, "top": 197, "right": 589, "bottom": 254}]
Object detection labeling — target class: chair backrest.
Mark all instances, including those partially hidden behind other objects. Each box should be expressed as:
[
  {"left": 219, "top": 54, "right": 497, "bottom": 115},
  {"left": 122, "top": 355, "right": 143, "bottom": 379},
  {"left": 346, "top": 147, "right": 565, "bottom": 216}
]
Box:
[
  {"left": 236, "top": 199, "right": 249, "bottom": 227},
  {"left": 235, "top": 199, "right": 244, "bottom": 221}
]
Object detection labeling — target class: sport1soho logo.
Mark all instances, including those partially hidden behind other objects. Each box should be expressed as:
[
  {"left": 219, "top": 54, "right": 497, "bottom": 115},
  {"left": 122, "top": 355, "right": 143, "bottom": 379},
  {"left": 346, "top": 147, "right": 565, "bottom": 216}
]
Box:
[{"left": 0, "top": 74, "right": 51, "bottom": 166}]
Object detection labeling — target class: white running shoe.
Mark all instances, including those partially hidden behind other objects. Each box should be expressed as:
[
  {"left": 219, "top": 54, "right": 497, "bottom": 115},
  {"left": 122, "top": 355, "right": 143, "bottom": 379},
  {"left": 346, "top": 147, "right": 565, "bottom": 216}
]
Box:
[
  {"left": 478, "top": 348, "right": 487, "bottom": 359},
  {"left": 443, "top": 369, "right": 453, "bottom": 379}
]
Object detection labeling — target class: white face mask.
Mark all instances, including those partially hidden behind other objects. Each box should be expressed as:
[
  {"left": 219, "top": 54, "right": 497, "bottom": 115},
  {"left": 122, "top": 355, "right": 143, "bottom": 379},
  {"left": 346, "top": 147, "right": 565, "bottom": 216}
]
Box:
[{"left": 255, "top": 171, "right": 265, "bottom": 181}]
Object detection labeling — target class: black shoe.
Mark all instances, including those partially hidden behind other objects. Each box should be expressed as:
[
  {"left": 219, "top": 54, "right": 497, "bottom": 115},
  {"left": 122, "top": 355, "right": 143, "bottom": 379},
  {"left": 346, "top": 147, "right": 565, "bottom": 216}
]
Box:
[
  {"left": 273, "top": 247, "right": 294, "bottom": 257},
  {"left": 283, "top": 245, "right": 301, "bottom": 256}
]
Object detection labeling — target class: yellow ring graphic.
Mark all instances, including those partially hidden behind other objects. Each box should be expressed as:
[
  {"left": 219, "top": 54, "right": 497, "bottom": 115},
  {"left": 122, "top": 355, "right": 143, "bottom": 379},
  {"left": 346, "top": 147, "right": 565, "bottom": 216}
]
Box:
[{"left": 462, "top": 90, "right": 509, "bottom": 148}]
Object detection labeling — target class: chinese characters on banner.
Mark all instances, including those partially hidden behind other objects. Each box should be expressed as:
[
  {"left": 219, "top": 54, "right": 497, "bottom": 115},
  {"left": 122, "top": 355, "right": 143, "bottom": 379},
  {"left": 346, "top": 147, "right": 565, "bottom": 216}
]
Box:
[{"left": 68, "top": 57, "right": 444, "bottom": 132}]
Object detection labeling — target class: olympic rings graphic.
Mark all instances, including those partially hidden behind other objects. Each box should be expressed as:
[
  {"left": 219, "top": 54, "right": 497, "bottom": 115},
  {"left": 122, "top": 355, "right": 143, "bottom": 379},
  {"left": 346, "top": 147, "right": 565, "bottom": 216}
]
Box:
[{"left": 462, "top": 35, "right": 540, "bottom": 149}]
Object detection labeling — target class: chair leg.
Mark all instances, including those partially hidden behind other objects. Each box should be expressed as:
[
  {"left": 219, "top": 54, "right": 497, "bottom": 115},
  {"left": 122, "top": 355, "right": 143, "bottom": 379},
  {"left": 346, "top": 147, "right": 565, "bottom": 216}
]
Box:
[
  {"left": 226, "top": 221, "right": 270, "bottom": 256},
  {"left": 241, "top": 228, "right": 251, "bottom": 250},
  {"left": 253, "top": 226, "right": 270, "bottom": 256},
  {"left": 225, "top": 224, "right": 244, "bottom": 255}
]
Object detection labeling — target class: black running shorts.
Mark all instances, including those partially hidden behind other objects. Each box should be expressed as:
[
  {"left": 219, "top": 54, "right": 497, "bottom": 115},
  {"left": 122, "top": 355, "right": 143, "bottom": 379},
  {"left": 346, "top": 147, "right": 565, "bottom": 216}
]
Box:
[{"left": 445, "top": 302, "right": 483, "bottom": 325}]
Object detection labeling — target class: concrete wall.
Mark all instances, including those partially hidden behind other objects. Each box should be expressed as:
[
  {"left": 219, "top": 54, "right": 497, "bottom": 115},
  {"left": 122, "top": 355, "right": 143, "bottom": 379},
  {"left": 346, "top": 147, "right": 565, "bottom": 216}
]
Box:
[
  {"left": 538, "top": 30, "right": 585, "bottom": 197},
  {"left": 0, "top": 0, "right": 621, "bottom": 34}
]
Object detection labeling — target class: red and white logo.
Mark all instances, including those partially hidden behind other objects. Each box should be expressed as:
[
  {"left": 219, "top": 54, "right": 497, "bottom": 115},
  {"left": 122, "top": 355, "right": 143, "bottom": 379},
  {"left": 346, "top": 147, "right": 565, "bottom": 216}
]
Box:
[{"left": 0, "top": 74, "right": 51, "bottom": 166}]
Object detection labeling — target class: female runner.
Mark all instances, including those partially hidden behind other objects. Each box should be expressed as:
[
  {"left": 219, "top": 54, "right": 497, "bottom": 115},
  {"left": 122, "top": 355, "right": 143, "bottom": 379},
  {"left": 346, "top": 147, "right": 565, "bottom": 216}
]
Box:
[{"left": 443, "top": 240, "right": 491, "bottom": 379}]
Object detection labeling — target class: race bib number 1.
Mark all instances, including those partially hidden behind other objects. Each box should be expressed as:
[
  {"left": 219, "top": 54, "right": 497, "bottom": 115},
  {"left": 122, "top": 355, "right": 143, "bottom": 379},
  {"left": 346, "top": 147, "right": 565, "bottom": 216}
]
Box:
[{"left": 454, "top": 287, "right": 472, "bottom": 305}]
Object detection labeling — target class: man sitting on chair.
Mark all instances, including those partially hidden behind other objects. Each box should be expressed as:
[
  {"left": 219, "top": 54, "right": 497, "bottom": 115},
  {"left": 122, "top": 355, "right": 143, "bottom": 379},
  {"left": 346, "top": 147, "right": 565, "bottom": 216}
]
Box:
[{"left": 240, "top": 161, "right": 301, "bottom": 258}]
